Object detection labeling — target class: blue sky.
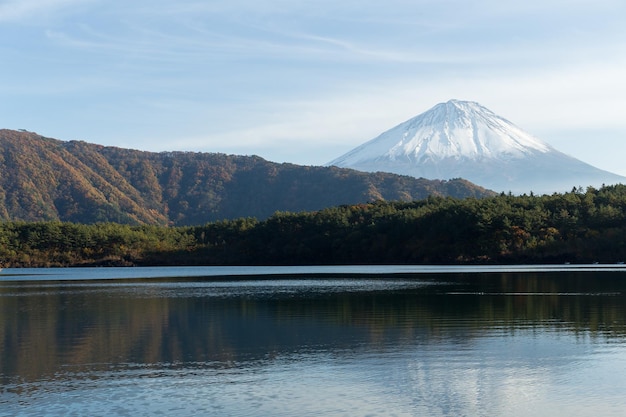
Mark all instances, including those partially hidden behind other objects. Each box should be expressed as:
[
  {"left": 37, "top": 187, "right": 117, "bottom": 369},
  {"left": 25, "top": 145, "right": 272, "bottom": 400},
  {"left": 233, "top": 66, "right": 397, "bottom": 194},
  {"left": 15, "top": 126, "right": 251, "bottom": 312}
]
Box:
[{"left": 2, "top": 0, "right": 626, "bottom": 175}]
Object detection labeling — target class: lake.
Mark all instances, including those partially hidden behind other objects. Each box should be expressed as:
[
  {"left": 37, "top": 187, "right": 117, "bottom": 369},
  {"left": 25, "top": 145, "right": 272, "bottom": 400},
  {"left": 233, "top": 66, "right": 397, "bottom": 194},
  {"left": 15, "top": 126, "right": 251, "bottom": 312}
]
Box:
[{"left": 2, "top": 265, "right": 626, "bottom": 416}]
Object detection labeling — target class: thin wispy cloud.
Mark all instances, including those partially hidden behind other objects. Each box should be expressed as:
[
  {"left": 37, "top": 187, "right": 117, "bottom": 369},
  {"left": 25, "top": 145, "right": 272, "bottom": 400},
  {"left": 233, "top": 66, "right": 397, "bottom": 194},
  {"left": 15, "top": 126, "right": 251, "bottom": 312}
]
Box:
[
  {"left": 1, "top": 0, "right": 626, "bottom": 175},
  {"left": 0, "top": 0, "right": 92, "bottom": 22}
]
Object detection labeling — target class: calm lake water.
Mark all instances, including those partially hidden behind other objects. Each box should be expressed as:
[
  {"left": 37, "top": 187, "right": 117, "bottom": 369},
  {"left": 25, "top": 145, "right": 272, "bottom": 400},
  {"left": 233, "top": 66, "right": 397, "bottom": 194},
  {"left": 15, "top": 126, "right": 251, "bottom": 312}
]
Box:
[{"left": 2, "top": 265, "right": 626, "bottom": 416}]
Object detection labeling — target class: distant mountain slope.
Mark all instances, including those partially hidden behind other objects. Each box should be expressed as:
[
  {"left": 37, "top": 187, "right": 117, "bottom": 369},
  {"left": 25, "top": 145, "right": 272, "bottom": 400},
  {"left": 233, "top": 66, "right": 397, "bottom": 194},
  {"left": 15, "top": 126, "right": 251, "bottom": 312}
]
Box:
[
  {"left": 0, "top": 129, "right": 494, "bottom": 225},
  {"left": 329, "top": 100, "right": 626, "bottom": 194}
]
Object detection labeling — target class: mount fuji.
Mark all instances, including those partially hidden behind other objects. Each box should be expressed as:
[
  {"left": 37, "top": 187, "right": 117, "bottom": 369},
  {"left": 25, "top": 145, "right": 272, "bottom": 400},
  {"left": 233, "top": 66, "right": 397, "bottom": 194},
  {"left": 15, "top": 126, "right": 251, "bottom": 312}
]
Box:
[{"left": 328, "top": 100, "right": 626, "bottom": 194}]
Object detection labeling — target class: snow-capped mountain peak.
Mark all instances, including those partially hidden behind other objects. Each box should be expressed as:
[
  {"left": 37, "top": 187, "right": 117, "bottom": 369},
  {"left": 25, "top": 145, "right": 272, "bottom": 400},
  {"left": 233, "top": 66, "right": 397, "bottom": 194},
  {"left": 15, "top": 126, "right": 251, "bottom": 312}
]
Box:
[
  {"left": 332, "top": 99, "right": 551, "bottom": 167},
  {"left": 329, "top": 99, "right": 626, "bottom": 194}
]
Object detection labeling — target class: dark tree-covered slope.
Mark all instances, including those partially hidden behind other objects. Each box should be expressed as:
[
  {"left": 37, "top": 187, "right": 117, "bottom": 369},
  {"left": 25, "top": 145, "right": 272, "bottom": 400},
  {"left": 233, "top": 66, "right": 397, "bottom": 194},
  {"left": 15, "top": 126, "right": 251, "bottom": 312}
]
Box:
[{"left": 0, "top": 129, "right": 495, "bottom": 225}]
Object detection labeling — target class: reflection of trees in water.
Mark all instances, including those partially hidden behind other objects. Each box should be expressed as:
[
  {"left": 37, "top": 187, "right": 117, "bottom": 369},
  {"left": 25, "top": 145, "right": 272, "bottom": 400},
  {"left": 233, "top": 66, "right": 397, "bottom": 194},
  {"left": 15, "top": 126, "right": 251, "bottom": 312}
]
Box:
[{"left": 1, "top": 272, "right": 626, "bottom": 383}]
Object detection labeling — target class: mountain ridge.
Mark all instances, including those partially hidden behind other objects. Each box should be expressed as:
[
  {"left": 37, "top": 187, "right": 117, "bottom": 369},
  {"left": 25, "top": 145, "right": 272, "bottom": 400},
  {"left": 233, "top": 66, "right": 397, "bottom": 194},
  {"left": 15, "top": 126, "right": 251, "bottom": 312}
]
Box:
[
  {"left": 0, "top": 129, "right": 494, "bottom": 225},
  {"left": 329, "top": 100, "right": 626, "bottom": 194}
]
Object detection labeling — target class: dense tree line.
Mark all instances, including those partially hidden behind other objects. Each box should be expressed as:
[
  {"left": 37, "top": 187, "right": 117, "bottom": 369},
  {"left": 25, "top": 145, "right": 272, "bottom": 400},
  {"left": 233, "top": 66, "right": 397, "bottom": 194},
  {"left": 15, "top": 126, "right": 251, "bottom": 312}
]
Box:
[{"left": 2, "top": 184, "right": 626, "bottom": 267}]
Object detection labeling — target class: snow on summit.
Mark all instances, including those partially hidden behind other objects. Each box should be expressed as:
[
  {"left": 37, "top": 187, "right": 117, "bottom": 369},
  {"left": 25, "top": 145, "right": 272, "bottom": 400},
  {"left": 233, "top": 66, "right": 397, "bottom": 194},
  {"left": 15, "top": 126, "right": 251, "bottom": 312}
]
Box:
[
  {"left": 329, "top": 100, "right": 626, "bottom": 194},
  {"left": 331, "top": 100, "right": 551, "bottom": 166}
]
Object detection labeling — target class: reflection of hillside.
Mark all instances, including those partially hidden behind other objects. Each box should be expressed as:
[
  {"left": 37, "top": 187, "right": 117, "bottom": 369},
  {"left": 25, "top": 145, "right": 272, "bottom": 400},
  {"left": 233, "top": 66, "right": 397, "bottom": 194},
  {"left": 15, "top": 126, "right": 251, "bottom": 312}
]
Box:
[{"left": 1, "top": 272, "right": 626, "bottom": 384}]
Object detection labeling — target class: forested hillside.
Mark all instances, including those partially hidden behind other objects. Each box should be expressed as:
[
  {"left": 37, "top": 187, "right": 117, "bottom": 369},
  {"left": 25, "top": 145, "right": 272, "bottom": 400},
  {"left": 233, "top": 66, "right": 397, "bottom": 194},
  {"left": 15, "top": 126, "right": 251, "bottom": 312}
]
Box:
[
  {"left": 0, "top": 129, "right": 494, "bottom": 224},
  {"left": 2, "top": 185, "right": 626, "bottom": 267}
]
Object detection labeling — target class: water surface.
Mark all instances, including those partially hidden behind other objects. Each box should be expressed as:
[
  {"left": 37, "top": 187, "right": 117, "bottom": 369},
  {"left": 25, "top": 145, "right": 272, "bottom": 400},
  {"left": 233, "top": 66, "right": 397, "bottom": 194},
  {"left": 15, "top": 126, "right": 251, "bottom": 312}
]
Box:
[{"left": 1, "top": 266, "right": 626, "bottom": 416}]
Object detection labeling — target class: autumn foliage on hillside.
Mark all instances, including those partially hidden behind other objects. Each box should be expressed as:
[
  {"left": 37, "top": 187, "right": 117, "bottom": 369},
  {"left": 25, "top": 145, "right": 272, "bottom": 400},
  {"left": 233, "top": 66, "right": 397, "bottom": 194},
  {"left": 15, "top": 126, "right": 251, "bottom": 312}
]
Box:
[{"left": 0, "top": 129, "right": 493, "bottom": 225}]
